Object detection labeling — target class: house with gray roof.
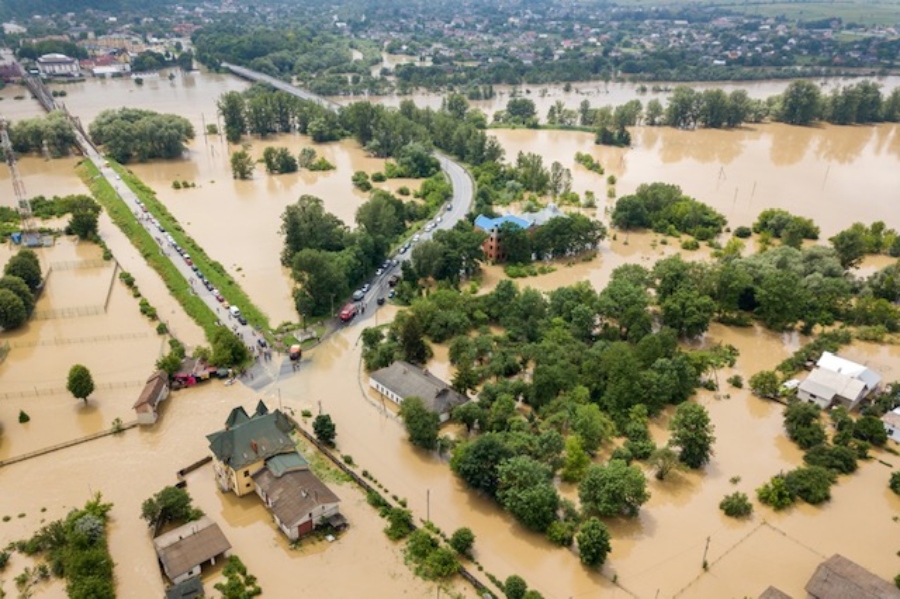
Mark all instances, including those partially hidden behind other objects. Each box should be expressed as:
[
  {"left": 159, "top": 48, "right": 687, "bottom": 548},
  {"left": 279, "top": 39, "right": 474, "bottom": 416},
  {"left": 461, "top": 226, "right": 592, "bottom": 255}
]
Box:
[
  {"left": 369, "top": 361, "right": 469, "bottom": 422},
  {"left": 206, "top": 402, "right": 344, "bottom": 541},
  {"left": 253, "top": 466, "right": 342, "bottom": 541},
  {"left": 153, "top": 517, "right": 231, "bottom": 585},
  {"left": 797, "top": 352, "right": 882, "bottom": 411},
  {"left": 805, "top": 554, "right": 900, "bottom": 599}
]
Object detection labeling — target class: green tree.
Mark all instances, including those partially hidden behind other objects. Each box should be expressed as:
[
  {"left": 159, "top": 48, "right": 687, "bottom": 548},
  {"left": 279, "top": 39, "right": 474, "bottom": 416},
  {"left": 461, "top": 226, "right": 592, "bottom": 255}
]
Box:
[
  {"left": 400, "top": 396, "right": 440, "bottom": 450},
  {"left": 756, "top": 475, "right": 795, "bottom": 510},
  {"left": 648, "top": 446, "right": 681, "bottom": 481},
  {"left": 669, "top": 403, "right": 715, "bottom": 469},
  {"left": 67, "top": 364, "right": 95, "bottom": 403},
  {"left": 853, "top": 415, "right": 888, "bottom": 446},
  {"left": 140, "top": 486, "right": 203, "bottom": 529},
  {"left": 504, "top": 574, "right": 528, "bottom": 599},
  {"left": 450, "top": 433, "right": 515, "bottom": 497},
  {"left": 496, "top": 456, "right": 560, "bottom": 532},
  {"left": 89, "top": 108, "right": 195, "bottom": 163},
  {"left": 783, "top": 466, "right": 836, "bottom": 505},
  {"left": 214, "top": 556, "right": 262, "bottom": 599},
  {"left": 661, "top": 288, "right": 716, "bottom": 338},
  {"left": 396, "top": 312, "right": 430, "bottom": 365},
  {"left": 230, "top": 145, "right": 255, "bottom": 180},
  {"left": 211, "top": 328, "right": 250, "bottom": 367},
  {"left": 449, "top": 527, "right": 475, "bottom": 556},
  {"left": 576, "top": 517, "right": 612, "bottom": 567},
  {"left": 4, "top": 252, "right": 42, "bottom": 291},
  {"left": 749, "top": 370, "right": 780, "bottom": 398},
  {"left": 579, "top": 459, "right": 650, "bottom": 518},
  {"left": 0, "top": 275, "right": 35, "bottom": 316},
  {"left": 890, "top": 471, "right": 900, "bottom": 495},
  {"left": 719, "top": 492, "right": 753, "bottom": 518},
  {"left": 560, "top": 435, "right": 591, "bottom": 483},
  {"left": 779, "top": 80, "right": 822, "bottom": 126},
  {"left": 452, "top": 401, "right": 484, "bottom": 433},
  {"left": 0, "top": 288, "right": 27, "bottom": 330},
  {"left": 217, "top": 91, "right": 247, "bottom": 143},
  {"left": 830, "top": 228, "right": 868, "bottom": 269},
  {"left": 783, "top": 401, "right": 826, "bottom": 450},
  {"left": 313, "top": 414, "right": 336, "bottom": 446}
]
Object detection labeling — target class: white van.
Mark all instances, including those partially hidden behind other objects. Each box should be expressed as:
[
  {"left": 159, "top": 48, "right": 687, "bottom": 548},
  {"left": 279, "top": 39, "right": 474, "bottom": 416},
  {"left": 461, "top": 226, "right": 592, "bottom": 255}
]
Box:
[{"left": 229, "top": 306, "right": 241, "bottom": 318}]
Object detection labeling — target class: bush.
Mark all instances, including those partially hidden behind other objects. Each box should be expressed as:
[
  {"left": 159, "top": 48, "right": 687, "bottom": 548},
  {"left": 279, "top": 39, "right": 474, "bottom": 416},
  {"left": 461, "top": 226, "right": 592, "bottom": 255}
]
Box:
[
  {"left": 449, "top": 527, "right": 475, "bottom": 556},
  {"left": 734, "top": 226, "right": 752, "bottom": 238},
  {"left": 719, "top": 492, "right": 753, "bottom": 518},
  {"left": 783, "top": 466, "right": 836, "bottom": 505},
  {"left": 504, "top": 575, "right": 528, "bottom": 599},
  {"left": 397, "top": 186, "right": 411, "bottom": 196},
  {"left": 680, "top": 239, "right": 700, "bottom": 251},
  {"left": 371, "top": 172, "right": 386, "bottom": 182},
  {"left": 727, "top": 375, "right": 743, "bottom": 388},
  {"left": 18, "top": 410, "right": 30, "bottom": 423},
  {"left": 546, "top": 520, "right": 576, "bottom": 547},
  {"left": 756, "top": 475, "right": 795, "bottom": 510},
  {"left": 889, "top": 471, "right": 900, "bottom": 495},
  {"left": 313, "top": 414, "right": 336, "bottom": 446},
  {"left": 384, "top": 507, "right": 414, "bottom": 540},
  {"left": 803, "top": 444, "right": 857, "bottom": 474}
]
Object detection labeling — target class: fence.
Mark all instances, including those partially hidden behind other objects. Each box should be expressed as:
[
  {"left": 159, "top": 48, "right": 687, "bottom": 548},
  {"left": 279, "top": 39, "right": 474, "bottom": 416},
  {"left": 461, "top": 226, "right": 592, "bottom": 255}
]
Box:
[
  {"left": 48, "top": 259, "right": 109, "bottom": 271},
  {"left": 0, "top": 379, "right": 144, "bottom": 400},
  {"left": 0, "top": 420, "right": 138, "bottom": 469},
  {"left": 32, "top": 304, "right": 106, "bottom": 320},
  {"left": 9, "top": 331, "right": 151, "bottom": 349}
]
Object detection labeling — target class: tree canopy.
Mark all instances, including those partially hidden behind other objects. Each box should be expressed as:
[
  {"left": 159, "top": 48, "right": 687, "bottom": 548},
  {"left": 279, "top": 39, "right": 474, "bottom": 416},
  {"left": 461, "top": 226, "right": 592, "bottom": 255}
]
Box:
[{"left": 89, "top": 108, "right": 195, "bottom": 163}]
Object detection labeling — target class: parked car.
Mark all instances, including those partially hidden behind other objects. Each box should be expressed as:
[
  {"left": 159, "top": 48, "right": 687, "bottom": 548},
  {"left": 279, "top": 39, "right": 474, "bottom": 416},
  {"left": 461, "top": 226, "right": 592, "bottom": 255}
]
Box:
[
  {"left": 339, "top": 303, "right": 358, "bottom": 322},
  {"left": 237, "top": 315, "right": 248, "bottom": 326},
  {"left": 361, "top": 283, "right": 370, "bottom": 293},
  {"left": 377, "top": 297, "right": 386, "bottom": 306},
  {"left": 289, "top": 344, "right": 302, "bottom": 360},
  {"left": 257, "top": 338, "right": 268, "bottom": 349},
  {"left": 382, "top": 260, "right": 391, "bottom": 269},
  {"left": 399, "top": 243, "right": 410, "bottom": 254},
  {"left": 413, "top": 234, "right": 420, "bottom": 242},
  {"left": 352, "top": 289, "right": 365, "bottom": 301},
  {"left": 204, "top": 280, "right": 214, "bottom": 291},
  {"left": 375, "top": 268, "right": 384, "bottom": 277},
  {"left": 388, "top": 274, "right": 400, "bottom": 287},
  {"left": 388, "top": 290, "right": 396, "bottom": 299},
  {"left": 446, "top": 203, "right": 452, "bottom": 211}
]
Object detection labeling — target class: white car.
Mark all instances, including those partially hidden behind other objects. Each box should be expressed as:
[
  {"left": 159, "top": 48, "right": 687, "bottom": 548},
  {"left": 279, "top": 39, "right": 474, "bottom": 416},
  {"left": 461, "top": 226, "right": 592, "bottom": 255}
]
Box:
[
  {"left": 436, "top": 216, "right": 442, "bottom": 223},
  {"left": 375, "top": 268, "right": 384, "bottom": 276},
  {"left": 425, "top": 223, "right": 435, "bottom": 232},
  {"left": 413, "top": 234, "right": 421, "bottom": 242}
]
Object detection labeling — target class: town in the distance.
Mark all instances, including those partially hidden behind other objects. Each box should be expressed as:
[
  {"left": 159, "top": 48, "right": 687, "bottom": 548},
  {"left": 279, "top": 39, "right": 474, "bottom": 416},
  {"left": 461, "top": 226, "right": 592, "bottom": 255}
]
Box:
[{"left": 0, "top": 0, "right": 899, "bottom": 598}]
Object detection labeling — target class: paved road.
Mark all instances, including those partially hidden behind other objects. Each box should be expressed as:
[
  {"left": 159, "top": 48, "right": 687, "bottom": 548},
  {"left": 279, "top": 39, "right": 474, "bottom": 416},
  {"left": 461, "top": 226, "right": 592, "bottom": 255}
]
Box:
[{"left": 222, "top": 63, "right": 476, "bottom": 324}]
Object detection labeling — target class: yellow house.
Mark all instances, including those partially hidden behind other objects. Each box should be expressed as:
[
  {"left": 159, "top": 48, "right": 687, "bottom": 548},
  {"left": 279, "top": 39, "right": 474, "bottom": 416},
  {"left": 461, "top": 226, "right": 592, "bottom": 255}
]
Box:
[{"left": 206, "top": 402, "right": 296, "bottom": 497}]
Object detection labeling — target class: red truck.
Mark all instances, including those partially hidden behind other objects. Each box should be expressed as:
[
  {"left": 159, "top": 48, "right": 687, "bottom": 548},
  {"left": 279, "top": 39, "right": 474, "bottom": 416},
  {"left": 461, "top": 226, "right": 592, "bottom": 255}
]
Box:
[{"left": 339, "top": 303, "right": 357, "bottom": 322}]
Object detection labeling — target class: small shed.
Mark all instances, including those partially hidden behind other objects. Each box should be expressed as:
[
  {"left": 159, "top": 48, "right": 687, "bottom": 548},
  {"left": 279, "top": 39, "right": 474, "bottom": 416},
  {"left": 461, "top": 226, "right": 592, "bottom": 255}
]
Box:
[
  {"left": 153, "top": 517, "right": 231, "bottom": 585},
  {"left": 253, "top": 466, "right": 341, "bottom": 541},
  {"left": 133, "top": 371, "right": 170, "bottom": 425},
  {"left": 805, "top": 554, "right": 900, "bottom": 599},
  {"left": 165, "top": 576, "right": 204, "bottom": 599}
]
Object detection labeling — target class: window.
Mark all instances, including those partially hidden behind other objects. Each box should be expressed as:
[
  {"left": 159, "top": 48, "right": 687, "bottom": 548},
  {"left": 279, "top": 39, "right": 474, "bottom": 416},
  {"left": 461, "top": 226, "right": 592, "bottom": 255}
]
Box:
[{"left": 243, "top": 470, "right": 249, "bottom": 476}]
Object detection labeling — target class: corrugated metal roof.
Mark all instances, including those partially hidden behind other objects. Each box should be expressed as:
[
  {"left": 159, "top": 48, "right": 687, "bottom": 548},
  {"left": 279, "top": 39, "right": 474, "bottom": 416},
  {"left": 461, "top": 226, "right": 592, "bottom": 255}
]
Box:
[
  {"left": 799, "top": 369, "right": 866, "bottom": 404},
  {"left": 816, "top": 352, "right": 881, "bottom": 390}
]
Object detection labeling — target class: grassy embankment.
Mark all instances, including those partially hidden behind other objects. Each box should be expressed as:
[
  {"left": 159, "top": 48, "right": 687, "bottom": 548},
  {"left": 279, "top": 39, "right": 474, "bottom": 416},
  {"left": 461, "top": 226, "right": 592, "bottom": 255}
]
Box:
[
  {"left": 107, "top": 161, "right": 271, "bottom": 334},
  {"left": 77, "top": 159, "right": 219, "bottom": 339}
]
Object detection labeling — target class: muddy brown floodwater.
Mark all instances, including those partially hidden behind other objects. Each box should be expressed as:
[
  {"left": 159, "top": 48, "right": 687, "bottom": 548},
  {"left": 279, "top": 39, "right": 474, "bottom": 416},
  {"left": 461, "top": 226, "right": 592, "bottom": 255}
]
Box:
[
  {"left": 2, "top": 69, "right": 900, "bottom": 598},
  {"left": 0, "top": 383, "right": 463, "bottom": 599}
]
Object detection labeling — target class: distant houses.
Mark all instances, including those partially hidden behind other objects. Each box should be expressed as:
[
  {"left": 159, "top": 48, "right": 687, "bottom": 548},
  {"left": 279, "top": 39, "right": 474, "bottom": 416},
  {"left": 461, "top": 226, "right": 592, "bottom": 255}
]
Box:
[
  {"left": 153, "top": 516, "right": 231, "bottom": 585},
  {"left": 206, "top": 402, "right": 344, "bottom": 541},
  {"left": 804, "top": 554, "right": 900, "bottom": 599},
  {"left": 797, "top": 352, "right": 881, "bottom": 411},
  {"left": 369, "top": 360, "right": 469, "bottom": 422}
]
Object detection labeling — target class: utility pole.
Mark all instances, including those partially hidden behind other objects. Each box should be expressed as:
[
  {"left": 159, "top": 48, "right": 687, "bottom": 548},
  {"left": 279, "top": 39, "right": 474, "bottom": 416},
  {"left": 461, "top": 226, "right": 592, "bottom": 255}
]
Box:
[
  {"left": 702, "top": 536, "right": 711, "bottom": 570},
  {"left": 426, "top": 489, "right": 430, "bottom": 522}
]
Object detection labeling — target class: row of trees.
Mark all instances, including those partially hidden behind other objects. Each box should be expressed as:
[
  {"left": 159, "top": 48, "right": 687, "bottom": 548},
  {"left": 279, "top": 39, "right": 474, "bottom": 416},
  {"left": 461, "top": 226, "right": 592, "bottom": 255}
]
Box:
[
  {"left": 89, "top": 108, "right": 195, "bottom": 163},
  {"left": 492, "top": 214, "right": 607, "bottom": 264}
]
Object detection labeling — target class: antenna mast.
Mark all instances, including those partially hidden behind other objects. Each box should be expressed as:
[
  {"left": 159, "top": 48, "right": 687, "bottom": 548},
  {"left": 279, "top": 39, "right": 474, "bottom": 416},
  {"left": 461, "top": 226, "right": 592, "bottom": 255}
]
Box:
[{"left": 0, "top": 118, "right": 36, "bottom": 238}]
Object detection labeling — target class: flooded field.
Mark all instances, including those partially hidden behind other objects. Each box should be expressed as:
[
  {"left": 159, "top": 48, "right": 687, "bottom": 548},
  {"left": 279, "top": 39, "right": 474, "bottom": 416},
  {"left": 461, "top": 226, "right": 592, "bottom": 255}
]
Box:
[
  {"left": 0, "top": 240, "right": 164, "bottom": 459},
  {"left": 0, "top": 383, "right": 457, "bottom": 599},
  {"left": 2, "top": 68, "right": 900, "bottom": 598}
]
